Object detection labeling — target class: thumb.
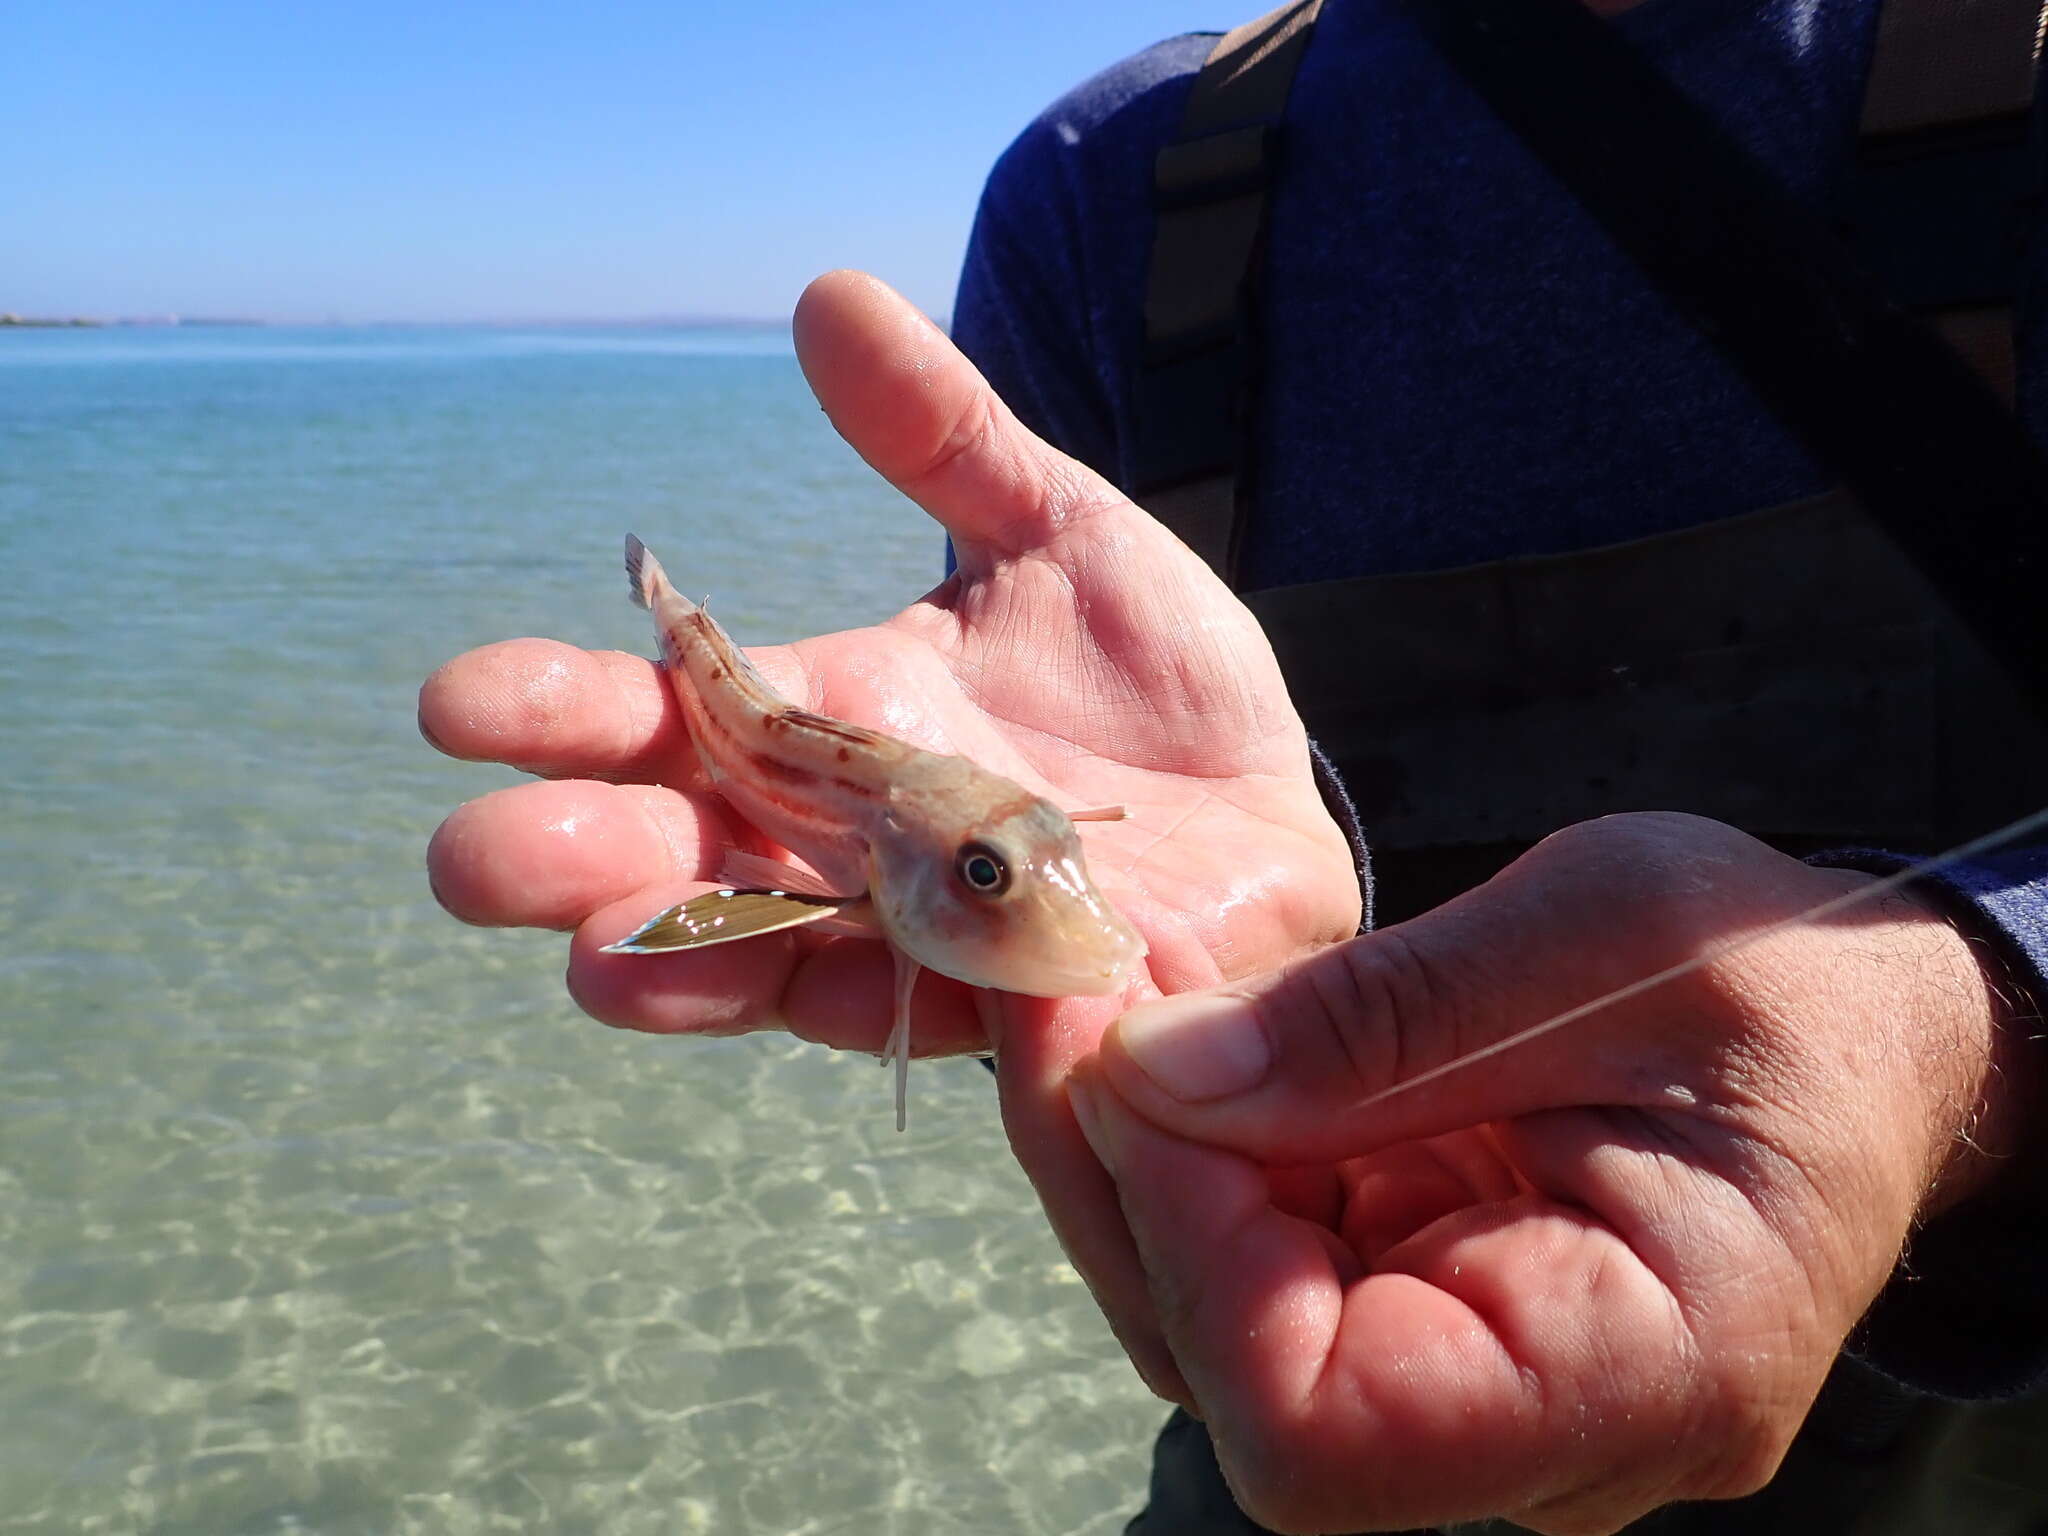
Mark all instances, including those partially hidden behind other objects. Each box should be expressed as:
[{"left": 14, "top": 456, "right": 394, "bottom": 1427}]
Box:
[
  {"left": 1095, "top": 826, "right": 1730, "bottom": 1163},
  {"left": 791, "top": 269, "right": 1125, "bottom": 573}
]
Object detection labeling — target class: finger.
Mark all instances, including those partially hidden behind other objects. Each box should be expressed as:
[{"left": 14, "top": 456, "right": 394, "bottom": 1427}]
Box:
[
  {"left": 780, "top": 938, "right": 990, "bottom": 1058},
  {"left": 792, "top": 270, "right": 1126, "bottom": 569},
  {"left": 1095, "top": 915, "right": 1629, "bottom": 1165},
  {"left": 568, "top": 891, "right": 990, "bottom": 1055},
  {"left": 1093, "top": 818, "right": 1828, "bottom": 1163},
  {"left": 421, "top": 637, "right": 814, "bottom": 785},
  {"left": 996, "top": 999, "right": 1194, "bottom": 1409},
  {"left": 1071, "top": 1078, "right": 1704, "bottom": 1534},
  {"left": 1336, "top": 1133, "right": 1524, "bottom": 1267},
  {"left": 427, "top": 778, "right": 737, "bottom": 930},
  {"left": 569, "top": 887, "right": 804, "bottom": 1036},
  {"left": 420, "top": 639, "right": 692, "bottom": 782},
  {"left": 1267, "top": 1164, "right": 1346, "bottom": 1229}
]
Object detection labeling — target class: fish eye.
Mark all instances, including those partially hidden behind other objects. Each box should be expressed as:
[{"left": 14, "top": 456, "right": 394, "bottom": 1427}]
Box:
[{"left": 955, "top": 842, "right": 1011, "bottom": 897}]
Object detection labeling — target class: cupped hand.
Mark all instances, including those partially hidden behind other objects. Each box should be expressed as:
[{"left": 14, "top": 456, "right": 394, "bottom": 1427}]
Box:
[
  {"left": 1064, "top": 812, "right": 2025, "bottom": 1535},
  {"left": 420, "top": 269, "right": 1361, "bottom": 1378}
]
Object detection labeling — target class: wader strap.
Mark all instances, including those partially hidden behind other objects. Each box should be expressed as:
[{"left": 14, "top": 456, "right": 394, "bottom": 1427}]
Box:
[
  {"left": 1247, "top": 487, "right": 2048, "bottom": 854},
  {"left": 1130, "top": 0, "right": 1323, "bottom": 583},
  {"left": 1404, "top": 0, "right": 2048, "bottom": 717},
  {"left": 1847, "top": 0, "right": 2048, "bottom": 398},
  {"left": 1862, "top": 0, "right": 2045, "bottom": 137}
]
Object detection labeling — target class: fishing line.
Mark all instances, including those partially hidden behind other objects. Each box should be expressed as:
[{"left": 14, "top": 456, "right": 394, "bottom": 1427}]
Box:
[{"left": 1356, "top": 804, "right": 2048, "bottom": 1109}]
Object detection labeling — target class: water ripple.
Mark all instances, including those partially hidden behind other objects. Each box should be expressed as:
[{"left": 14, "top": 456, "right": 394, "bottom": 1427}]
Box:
[{"left": 0, "top": 329, "right": 1161, "bottom": 1533}]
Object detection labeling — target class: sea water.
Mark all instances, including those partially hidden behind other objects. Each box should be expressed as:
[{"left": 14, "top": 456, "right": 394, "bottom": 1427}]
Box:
[{"left": 0, "top": 325, "right": 1162, "bottom": 1534}]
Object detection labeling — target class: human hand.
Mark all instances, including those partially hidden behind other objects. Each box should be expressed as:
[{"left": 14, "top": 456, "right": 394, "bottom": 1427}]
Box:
[
  {"left": 1064, "top": 812, "right": 2027, "bottom": 1535},
  {"left": 420, "top": 269, "right": 1360, "bottom": 1361}
]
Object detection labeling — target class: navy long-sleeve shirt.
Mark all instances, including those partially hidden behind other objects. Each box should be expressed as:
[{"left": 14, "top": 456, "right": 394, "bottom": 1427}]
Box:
[{"left": 952, "top": 0, "right": 2048, "bottom": 1393}]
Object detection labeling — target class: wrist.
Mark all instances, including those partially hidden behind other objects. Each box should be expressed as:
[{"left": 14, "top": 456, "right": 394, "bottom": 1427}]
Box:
[
  {"left": 1894, "top": 887, "right": 2042, "bottom": 1217},
  {"left": 1844, "top": 897, "right": 2048, "bottom": 1395}
]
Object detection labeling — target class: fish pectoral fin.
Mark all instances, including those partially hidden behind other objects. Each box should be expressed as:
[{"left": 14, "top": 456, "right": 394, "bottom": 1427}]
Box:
[
  {"left": 1066, "top": 805, "right": 1128, "bottom": 823},
  {"left": 718, "top": 849, "right": 855, "bottom": 900},
  {"left": 807, "top": 898, "right": 883, "bottom": 940},
  {"left": 600, "top": 888, "right": 847, "bottom": 954}
]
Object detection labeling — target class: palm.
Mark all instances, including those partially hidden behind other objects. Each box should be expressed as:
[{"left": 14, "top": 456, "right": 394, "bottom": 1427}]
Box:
[
  {"left": 784, "top": 519, "right": 1356, "bottom": 1007},
  {"left": 422, "top": 273, "right": 1359, "bottom": 1390}
]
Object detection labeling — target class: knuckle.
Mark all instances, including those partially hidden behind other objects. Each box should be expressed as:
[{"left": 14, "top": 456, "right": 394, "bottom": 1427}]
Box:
[
  {"left": 909, "top": 387, "right": 998, "bottom": 496},
  {"left": 1684, "top": 1357, "right": 1813, "bottom": 1502},
  {"left": 1220, "top": 1434, "right": 1360, "bottom": 1535},
  {"left": 1686, "top": 1413, "right": 1795, "bottom": 1505},
  {"left": 1272, "top": 931, "right": 1457, "bottom": 1095}
]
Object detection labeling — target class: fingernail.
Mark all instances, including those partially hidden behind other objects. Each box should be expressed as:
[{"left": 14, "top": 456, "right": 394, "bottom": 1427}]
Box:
[
  {"left": 1067, "top": 1077, "right": 1118, "bottom": 1176},
  {"left": 1115, "top": 993, "right": 1270, "bottom": 1102}
]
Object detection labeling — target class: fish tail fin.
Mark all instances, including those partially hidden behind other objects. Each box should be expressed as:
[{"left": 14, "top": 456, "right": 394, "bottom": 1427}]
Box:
[{"left": 624, "top": 533, "right": 688, "bottom": 613}]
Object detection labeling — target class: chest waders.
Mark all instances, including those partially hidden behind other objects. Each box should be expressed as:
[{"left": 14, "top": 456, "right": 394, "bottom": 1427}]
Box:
[{"left": 1121, "top": 0, "right": 2048, "bottom": 1532}]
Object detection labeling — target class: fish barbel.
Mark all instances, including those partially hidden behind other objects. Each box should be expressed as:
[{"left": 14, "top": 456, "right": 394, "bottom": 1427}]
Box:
[{"left": 602, "top": 535, "right": 1148, "bottom": 1130}]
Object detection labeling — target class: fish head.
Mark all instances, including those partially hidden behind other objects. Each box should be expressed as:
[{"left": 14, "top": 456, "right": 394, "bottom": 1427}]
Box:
[{"left": 869, "top": 785, "right": 1147, "bottom": 998}]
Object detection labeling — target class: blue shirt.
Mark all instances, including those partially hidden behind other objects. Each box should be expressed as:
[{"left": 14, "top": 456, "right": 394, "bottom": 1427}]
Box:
[{"left": 952, "top": 0, "right": 2048, "bottom": 1392}]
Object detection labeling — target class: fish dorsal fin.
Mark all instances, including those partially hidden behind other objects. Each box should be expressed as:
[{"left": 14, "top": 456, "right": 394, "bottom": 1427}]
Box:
[{"left": 599, "top": 888, "right": 846, "bottom": 954}]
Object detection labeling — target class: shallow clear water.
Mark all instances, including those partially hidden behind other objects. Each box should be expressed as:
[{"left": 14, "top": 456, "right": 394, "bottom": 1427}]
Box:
[{"left": 0, "top": 325, "right": 1163, "bottom": 1534}]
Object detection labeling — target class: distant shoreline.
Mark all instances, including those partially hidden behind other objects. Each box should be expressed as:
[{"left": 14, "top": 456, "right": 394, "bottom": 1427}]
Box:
[
  {"left": 0, "top": 313, "right": 809, "bottom": 330},
  {"left": 1, "top": 314, "right": 105, "bottom": 328},
  {"left": 1, "top": 313, "right": 266, "bottom": 329}
]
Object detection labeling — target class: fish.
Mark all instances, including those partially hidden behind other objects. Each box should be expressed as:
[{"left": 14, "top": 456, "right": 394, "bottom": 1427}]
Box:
[{"left": 601, "top": 534, "right": 1148, "bottom": 1130}]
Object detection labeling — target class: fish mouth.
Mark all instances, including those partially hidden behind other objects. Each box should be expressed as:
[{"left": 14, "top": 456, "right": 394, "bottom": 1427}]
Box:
[
  {"left": 1057, "top": 968, "right": 1140, "bottom": 998},
  {"left": 916, "top": 919, "right": 1147, "bottom": 1000},
  {"left": 998, "top": 946, "right": 1147, "bottom": 999},
  {"left": 999, "top": 969, "right": 1133, "bottom": 1000}
]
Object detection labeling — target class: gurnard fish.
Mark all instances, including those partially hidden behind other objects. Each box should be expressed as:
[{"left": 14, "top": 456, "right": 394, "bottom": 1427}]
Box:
[{"left": 602, "top": 536, "right": 1148, "bottom": 1130}]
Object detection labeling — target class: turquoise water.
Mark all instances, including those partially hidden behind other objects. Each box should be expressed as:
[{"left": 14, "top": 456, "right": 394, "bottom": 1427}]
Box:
[{"left": 0, "top": 326, "right": 1161, "bottom": 1534}]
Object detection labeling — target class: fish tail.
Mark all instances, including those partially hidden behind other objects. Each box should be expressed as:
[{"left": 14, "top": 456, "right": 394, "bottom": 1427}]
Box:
[{"left": 623, "top": 533, "right": 689, "bottom": 614}]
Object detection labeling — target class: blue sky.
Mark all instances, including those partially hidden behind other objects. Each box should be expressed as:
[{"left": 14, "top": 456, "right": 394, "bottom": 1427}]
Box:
[{"left": 4, "top": 1, "right": 1218, "bottom": 323}]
